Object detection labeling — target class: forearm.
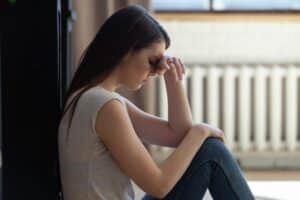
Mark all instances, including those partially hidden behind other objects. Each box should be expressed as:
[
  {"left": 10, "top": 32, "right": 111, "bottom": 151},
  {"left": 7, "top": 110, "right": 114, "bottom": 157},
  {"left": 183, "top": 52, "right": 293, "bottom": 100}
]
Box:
[
  {"left": 165, "top": 77, "right": 193, "bottom": 136},
  {"left": 158, "top": 127, "right": 208, "bottom": 198}
]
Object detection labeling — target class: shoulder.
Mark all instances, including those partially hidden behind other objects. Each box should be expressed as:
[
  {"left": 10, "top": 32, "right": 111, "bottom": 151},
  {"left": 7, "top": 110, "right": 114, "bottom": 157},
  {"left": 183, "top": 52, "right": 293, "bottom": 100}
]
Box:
[
  {"left": 80, "top": 87, "right": 125, "bottom": 108},
  {"left": 94, "top": 97, "right": 130, "bottom": 139}
]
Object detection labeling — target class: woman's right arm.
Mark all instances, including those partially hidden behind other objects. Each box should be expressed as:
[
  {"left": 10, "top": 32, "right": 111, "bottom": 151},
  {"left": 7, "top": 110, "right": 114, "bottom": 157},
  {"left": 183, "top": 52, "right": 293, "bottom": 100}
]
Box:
[{"left": 95, "top": 99, "right": 209, "bottom": 198}]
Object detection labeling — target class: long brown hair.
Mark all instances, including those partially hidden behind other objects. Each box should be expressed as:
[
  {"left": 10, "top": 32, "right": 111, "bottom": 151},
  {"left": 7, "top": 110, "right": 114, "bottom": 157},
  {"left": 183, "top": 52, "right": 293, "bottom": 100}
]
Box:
[{"left": 60, "top": 5, "right": 170, "bottom": 140}]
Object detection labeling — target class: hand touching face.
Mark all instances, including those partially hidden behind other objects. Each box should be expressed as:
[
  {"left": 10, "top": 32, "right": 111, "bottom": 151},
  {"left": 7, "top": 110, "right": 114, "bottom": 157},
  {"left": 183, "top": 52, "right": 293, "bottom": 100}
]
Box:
[{"left": 153, "top": 56, "right": 186, "bottom": 82}]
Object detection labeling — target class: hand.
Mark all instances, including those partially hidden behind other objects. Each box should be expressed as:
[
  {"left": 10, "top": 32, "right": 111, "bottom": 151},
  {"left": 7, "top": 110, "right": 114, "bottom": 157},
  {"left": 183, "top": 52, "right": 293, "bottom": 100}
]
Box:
[
  {"left": 155, "top": 56, "right": 186, "bottom": 82},
  {"left": 202, "top": 123, "right": 225, "bottom": 142},
  {"left": 190, "top": 123, "right": 225, "bottom": 142},
  {"left": 165, "top": 56, "right": 186, "bottom": 82}
]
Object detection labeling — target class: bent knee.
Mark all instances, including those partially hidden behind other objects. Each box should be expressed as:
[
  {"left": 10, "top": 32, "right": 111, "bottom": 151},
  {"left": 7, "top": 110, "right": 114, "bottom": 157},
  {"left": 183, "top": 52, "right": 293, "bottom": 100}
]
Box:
[
  {"left": 203, "top": 137, "right": 228, "bottom": 152},
  {"left": 200, "top": 137, "right": 236, "bottom": 161}
]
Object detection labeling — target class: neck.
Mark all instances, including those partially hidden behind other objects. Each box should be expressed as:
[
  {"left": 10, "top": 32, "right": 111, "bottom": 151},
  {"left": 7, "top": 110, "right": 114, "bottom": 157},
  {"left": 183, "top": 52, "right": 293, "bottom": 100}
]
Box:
[{"left": 97, "top": 72, "right": 121, "bottom": 92}]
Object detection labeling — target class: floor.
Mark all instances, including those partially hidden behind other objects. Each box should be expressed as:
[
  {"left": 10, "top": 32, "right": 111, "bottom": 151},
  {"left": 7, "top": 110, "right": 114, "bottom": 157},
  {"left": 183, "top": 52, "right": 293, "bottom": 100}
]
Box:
[
  {"left": 140, "top": 145, "right": 300, "bottom": 199},
  {"left": 132, "top": 170, "right": 300, "bottom": 200}
]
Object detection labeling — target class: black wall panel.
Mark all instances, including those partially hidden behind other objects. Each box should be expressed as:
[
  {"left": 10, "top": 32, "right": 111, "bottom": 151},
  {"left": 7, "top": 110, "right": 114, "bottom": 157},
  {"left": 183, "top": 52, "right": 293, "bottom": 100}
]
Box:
[{"left": 1, "top": 0, "right": 70, "bottom": 199}]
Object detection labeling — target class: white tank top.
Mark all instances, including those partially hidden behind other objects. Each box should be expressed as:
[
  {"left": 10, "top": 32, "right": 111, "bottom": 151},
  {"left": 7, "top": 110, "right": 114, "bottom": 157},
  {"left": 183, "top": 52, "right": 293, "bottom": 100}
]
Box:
[{"left": 58, "top": 86, "right": 135, "bottom": 200}]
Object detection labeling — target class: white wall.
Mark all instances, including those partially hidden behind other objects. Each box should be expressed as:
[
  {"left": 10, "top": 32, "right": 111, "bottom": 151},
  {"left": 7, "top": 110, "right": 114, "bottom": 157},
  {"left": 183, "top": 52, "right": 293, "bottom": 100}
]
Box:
[{"left": 160, "top": 20, "right": 300, "bottom": 63}]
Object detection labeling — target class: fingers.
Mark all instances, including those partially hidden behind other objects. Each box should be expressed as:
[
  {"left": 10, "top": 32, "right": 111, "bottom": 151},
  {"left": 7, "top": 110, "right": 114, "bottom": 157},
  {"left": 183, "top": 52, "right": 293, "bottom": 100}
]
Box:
[
  {"left": 173, "top": 57, "right": 183, "bottom": 80},
  {"left": 214, "top": 131, "right": 225, "bottom": 142},
  {"left": 206, "top": 126, "right": 225, "bottom": 142},
  {"left": 167, "top": 58, "right": 178, "bottom": 80},
  {"left": 156, "top": 56, "right": 170, "bottom": 75},
  {"left": 156, "top": 62, "right": 168, "bottom": 75},
  {"left": 160, "top": 56, "right": 170, "bottom": 70},
  {"left": 178, "top": 58, "right": 186, "bottom": 75},
  {"left": 164, "top": 56, "right": 185, "bottom": 81}
]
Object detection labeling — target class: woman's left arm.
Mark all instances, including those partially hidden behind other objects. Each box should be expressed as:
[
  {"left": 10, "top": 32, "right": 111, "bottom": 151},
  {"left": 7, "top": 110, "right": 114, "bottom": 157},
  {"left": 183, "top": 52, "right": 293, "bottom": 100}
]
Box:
[
  {"left": 164, "top": 57, "right": 193, "bottom": 138},
  {"left": 121, "top": 56, "right": 193, "bottom": 148},
  {"left": 162, "top": 57, "right": 224, "bottom": 143}
]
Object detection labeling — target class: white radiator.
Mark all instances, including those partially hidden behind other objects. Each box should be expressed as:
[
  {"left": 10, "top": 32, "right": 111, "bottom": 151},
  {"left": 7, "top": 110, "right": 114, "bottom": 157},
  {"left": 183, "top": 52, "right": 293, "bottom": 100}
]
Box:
[{"left": 151, "top": 64, "right": 300, "bottom": 168}]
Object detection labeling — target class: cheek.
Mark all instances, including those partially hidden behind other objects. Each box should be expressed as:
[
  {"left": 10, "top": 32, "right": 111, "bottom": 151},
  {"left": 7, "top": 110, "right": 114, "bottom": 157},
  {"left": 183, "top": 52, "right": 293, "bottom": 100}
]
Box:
[
  {"left": 123, "top": 59, "right": 150, "bottom": 81},
  {"left": 135, "top": 63, "right": 150, "bottom": 77},
  {"left": 124, "top": 65, "right": 146, "bottom": 83}
]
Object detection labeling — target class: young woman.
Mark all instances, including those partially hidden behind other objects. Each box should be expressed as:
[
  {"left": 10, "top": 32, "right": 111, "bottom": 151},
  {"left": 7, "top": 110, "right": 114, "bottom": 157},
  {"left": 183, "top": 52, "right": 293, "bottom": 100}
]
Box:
[{"left": 58, "top": 5, "right": 255, "bottom": 200}]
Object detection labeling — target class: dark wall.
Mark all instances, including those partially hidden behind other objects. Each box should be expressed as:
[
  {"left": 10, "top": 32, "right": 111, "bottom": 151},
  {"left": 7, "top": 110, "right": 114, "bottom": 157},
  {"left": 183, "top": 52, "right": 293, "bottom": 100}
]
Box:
[{"left": 2, "top": 0, "right": 67, "bottom": 199}]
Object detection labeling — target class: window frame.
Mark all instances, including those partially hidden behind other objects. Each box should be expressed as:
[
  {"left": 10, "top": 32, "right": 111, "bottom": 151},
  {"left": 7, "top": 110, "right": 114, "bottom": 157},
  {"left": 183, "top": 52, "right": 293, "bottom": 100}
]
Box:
[
  {"left": 152, "top": 0, "right": 300, "bottom": 14},
  {"left": 154, "top": 12, "right": 300, "bottom": 22}
]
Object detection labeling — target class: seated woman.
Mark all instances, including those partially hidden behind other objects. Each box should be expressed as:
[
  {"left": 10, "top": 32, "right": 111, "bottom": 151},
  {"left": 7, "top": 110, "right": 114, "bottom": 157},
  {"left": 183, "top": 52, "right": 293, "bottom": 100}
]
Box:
[{"left": 58, "top": 5, "right": 255, "bottom": 200}]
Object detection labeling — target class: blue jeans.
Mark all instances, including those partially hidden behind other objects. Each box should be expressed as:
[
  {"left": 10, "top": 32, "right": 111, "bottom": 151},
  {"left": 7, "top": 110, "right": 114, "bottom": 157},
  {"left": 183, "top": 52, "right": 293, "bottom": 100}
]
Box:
[{"left": 142, "top": 137, "right": 255, "bottom": 200}]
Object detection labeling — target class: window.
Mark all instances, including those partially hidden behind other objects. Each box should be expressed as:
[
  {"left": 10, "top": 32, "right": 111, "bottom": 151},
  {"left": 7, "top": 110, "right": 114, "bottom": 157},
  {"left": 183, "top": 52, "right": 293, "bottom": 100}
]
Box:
[
  {"left": 153, "top": 0, "right": 300, "bottom": 12},
  {"left": 153, "top": 0, "right": 210, "bottom": 11}
]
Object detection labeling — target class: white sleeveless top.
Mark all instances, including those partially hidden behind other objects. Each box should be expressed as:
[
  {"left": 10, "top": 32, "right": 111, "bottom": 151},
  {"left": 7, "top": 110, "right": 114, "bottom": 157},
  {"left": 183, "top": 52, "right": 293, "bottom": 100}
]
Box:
[{"left": 58, "top": 86, "right": 135, "bottom": 200}]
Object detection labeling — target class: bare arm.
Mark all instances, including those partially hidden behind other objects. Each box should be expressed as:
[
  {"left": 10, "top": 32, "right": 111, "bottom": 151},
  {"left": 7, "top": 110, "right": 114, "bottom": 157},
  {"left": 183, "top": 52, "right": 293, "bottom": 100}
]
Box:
[
  {"left": 165, "top": 80, "right": 192, "bottom": 134},
  {"left": 95, "top": 99, "right": 209, "bottom": 198},
  {"left": 122, "top": 97, "right": 183, "bottom": 148},
  {"left": 122, "top": 96, "right": 225, "bottom": 148},
  {"left": 164, "top": 57, "right": 193, "bottom": 137},
  {"left": 119, "top": 56, "right": 198, "bottom": 148}
]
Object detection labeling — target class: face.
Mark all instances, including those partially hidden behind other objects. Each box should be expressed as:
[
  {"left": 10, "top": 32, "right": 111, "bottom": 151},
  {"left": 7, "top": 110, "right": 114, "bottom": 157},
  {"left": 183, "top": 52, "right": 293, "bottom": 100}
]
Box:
[{"left": 118, "top": 41, "right": 166, "bottom": 90}]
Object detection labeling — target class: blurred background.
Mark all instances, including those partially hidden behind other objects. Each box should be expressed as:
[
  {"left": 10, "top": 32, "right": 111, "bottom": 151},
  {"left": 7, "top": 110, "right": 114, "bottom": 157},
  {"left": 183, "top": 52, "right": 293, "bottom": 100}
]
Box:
[{"left": 1, "top": 0, "right": 300, "bottom": 200}]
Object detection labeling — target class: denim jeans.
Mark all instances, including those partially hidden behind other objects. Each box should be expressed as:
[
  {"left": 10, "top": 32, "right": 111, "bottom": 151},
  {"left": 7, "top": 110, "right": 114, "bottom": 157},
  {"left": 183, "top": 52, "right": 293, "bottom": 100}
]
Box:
[{"left": 142, "top": 137, "right": 255, "bottom": 200}]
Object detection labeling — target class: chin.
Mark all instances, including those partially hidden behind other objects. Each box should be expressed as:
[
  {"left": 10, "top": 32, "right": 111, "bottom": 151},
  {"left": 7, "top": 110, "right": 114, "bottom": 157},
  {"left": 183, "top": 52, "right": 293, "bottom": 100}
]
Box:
[
  {"left": 125, "top": 83, "right": 143, "bottom": 91},
  {"left": 134, "top": 84, "right": 144, "bottom": 91}
]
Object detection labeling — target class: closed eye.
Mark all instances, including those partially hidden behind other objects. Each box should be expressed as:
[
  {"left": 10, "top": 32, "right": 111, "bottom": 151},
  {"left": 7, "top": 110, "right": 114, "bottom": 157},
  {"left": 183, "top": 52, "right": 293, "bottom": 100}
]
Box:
[
  {"left": 149, "top": 58, "right": 162, "bottom": 67},
  {"left": 149, "top": 60, "right": 157, "bottom": 66}
]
